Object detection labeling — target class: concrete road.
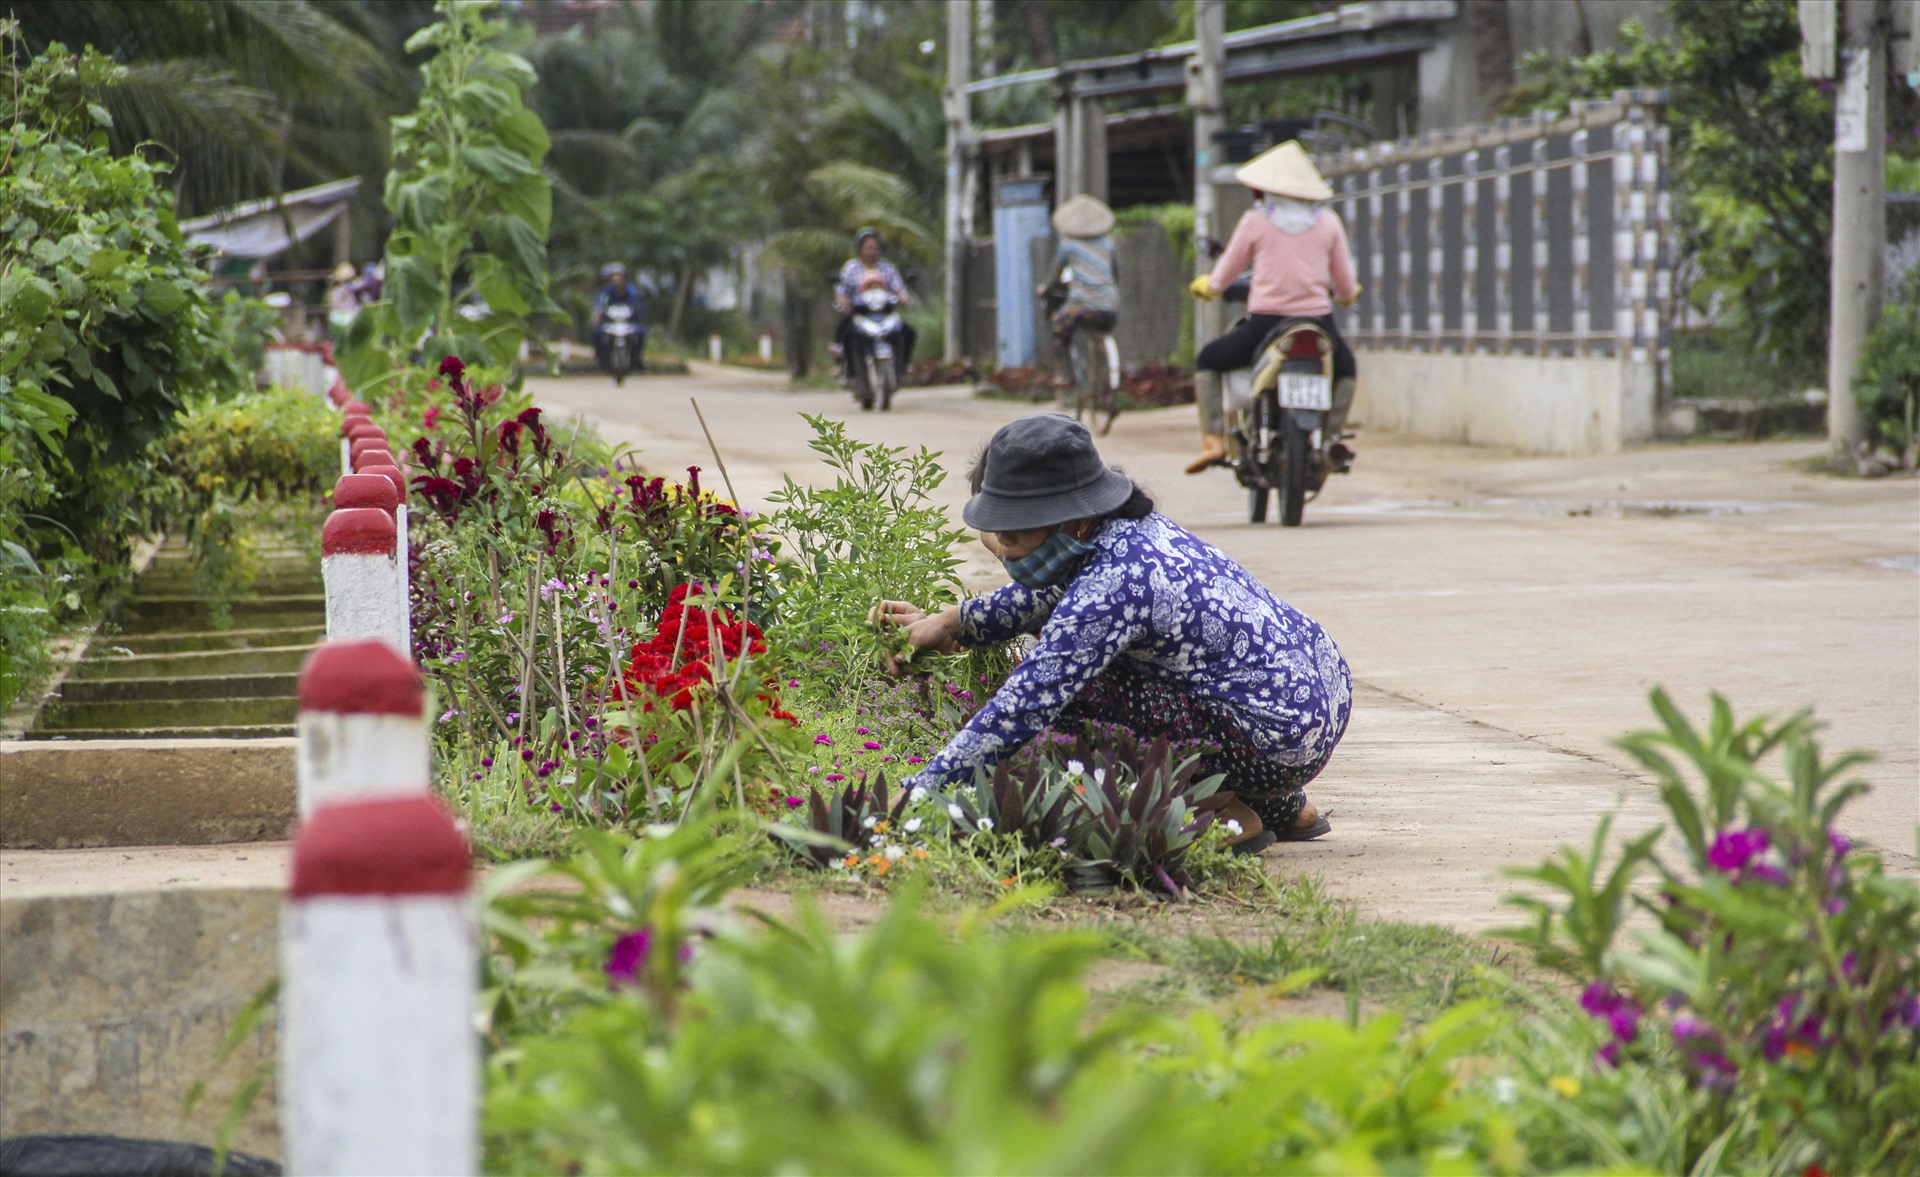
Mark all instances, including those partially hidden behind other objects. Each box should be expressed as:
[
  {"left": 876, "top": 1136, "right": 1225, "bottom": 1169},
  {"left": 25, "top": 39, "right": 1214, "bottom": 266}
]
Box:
[{"left": 532, "top": 364, "right": 1920, "bottom": 930}]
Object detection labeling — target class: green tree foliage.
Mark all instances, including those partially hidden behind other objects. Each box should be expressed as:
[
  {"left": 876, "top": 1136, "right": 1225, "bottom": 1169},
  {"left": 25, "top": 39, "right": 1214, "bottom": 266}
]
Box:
[
  {"left": 0, "top": 25, "right": 247, "bottom": 704},
  {"left": 9, "top": 0, "right": 417, "bottom": 221},
  {"left": 0, "top": 28, "right": 244, "bottom": 562},
  {"left": 1504, "top": 2, "right": 1837, "bottom": 380},
  {"left": 340, "top": 0, "right": 557, "bottom": 386},
  {"left": 1853, "top": 272, "right": 1920, "bottom": 468}
]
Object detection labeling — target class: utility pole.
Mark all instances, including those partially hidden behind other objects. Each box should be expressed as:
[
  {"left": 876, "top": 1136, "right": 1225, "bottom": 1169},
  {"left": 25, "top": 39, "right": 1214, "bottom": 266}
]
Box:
[
  {"left": 1189, "top": 1, "right": 1226, "bottom": 350},
  {"left": 944, "top": 0, "right": 971, "bottom": 362},
  {"left": 1825, "top": 0, "right": 1886, "bottom": 455}
]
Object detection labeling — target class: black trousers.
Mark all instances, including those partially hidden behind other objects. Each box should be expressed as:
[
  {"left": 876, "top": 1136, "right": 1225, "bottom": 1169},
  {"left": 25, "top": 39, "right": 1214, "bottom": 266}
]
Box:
[{"left": 1197, "top": 312, "right": 1355, "bottom": 381}]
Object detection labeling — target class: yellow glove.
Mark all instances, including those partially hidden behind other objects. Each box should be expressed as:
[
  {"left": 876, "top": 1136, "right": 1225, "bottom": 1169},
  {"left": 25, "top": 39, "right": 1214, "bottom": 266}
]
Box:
[
  {"left": 1188, "top": 275, "right": 1217, "bottom": 301},
  {"left": 1335, "top": 283, "right": 1363, "bottom": 308}
]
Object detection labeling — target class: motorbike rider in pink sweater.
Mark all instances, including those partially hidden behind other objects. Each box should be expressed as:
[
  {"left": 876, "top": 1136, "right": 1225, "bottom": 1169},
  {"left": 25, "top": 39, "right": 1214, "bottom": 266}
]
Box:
[{"left": 1185, "top": 141, "right": 1361, "bottom": 475}]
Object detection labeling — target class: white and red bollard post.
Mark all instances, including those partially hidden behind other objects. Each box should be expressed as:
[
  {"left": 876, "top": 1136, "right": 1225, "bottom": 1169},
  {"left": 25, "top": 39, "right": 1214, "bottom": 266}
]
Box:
[
  {"left": 322, "top": 507, "right": 406, "bottom": 653},
  {"left": 281, "top": 794, "right": 477, "bottom": 1176},
  {"left": 295, "top": 638, "right": 429, "bottom": 815}
]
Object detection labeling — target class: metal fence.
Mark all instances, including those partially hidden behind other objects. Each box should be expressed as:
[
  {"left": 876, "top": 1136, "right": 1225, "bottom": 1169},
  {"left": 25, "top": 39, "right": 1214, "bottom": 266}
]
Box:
[{"left": 1324, "top": 89, "right": 1671, "bottom": 369}]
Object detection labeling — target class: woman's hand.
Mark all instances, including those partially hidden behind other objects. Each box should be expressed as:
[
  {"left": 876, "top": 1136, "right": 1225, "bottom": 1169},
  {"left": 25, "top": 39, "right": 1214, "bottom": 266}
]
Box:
[{"left": 871, "top": 601, "right": 962, "bottom": 673}]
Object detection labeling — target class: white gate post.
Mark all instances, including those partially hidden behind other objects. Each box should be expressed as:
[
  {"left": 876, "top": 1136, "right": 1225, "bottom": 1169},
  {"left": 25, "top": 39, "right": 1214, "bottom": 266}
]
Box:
[
  {"left": 281, "top": 793, "right": 476, "bottom": 1176},
  {"left": 347, "top": 463, "right": 411, "bottom": 654}
]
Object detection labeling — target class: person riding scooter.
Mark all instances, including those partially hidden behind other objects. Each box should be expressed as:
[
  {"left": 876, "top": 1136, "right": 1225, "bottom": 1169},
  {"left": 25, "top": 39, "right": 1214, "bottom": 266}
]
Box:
[
  {"left": 833, "top": 229, "right": 915, "bottom": 379},
  {"left": 591, "top": 263, "right": 647, "bottom": 374},
  {"left": 1186, "top": 141, "right": 1359, "bottom": 474}
]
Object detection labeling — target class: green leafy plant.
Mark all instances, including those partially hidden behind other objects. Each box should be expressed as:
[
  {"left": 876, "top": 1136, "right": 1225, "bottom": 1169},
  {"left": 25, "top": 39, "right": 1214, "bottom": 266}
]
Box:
[
  {"left": 484, "top": 857, "right": 1525, "bottom": 1175},
  {"left": 1503, "top": 689, "right": 1920, "bottom": 1176},
  {"left": 339, "top": 0, "right": 556, "bottom": 389},
  {"left": 1853, "top": 271, "right": 1920, "bottom": 469},
  {"left": 0, "top": 26, "right": 245, "bottom": 704}
]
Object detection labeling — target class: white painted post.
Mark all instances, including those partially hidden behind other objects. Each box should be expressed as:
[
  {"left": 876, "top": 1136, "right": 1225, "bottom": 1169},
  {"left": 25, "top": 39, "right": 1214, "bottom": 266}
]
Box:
[
  {"left": 282, "top": 794, "right": 476, "bottom": 1176},
  {"left": 708, "top": 333, "right": 723, "bottom": 363},
  {"left": 350, "top": 463, "right": 412, "bottom": 656},
  {"left": 295, "top": 638, "right": 429, "bottom": 814},
  {"left": 322, "top": 507, "right": 406, "bottom": 652},
  {"left": 758, "top": 331, "right": 773, "bottom": 363}
]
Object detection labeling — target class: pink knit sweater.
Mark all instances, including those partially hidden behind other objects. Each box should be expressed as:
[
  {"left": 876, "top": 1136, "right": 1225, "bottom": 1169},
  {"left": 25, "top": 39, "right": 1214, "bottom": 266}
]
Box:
[{"left": 1208, "top": 208, "right": 1358, "bottom": 317}]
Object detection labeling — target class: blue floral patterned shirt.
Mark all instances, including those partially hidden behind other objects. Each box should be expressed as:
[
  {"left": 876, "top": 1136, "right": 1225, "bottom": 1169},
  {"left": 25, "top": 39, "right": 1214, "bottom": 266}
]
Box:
[{"left": 906, "top": 513, "right": 1352, "bottom": 791}]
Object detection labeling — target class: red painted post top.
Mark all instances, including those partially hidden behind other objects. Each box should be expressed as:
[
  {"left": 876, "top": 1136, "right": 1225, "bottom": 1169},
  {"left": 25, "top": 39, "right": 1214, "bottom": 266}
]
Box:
[
  {"left": 345, "top": 421, "right": 387, "bottom": 444},
  {"left": 341, "top": 399, "right": 371, "bottom": 416},
  {"left": 328, "top": 382, "right": 350, "bottom": 406},
  {"left": 333, "top": 473, "right": 398, "bottom": 515},
  {"left": 322, "top": 507, "right": 397, "bottom": 556},
  {"left": 350, "top": 440, "right": 395, "bottom": 470},
  {"left": 338, "top": 413, "right": 371, "bottom": 438},
  {"left": 298, "top": 638, "right": 423, "bottom": 715},
  {"left": 357, "top": 463, "right": 407, "bottom": 501},
  {"left": 290, "top": 794, "right": 470, "bottom": 898}
]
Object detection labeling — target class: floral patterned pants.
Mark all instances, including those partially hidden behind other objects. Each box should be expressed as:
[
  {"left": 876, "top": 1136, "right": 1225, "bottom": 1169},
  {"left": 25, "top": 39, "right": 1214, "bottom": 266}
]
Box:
[{"left": 1058, "top": 656, "right": 1344, "bottom": 828}]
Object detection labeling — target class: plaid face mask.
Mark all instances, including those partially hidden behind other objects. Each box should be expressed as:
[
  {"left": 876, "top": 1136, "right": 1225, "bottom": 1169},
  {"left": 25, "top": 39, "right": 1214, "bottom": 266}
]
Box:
[{"left": 1001, "top": 530, "right": 1097, "bottom": 589}]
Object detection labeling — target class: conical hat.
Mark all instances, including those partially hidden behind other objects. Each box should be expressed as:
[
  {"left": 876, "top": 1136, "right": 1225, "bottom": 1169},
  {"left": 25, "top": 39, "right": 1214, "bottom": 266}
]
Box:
[
  {"left": 1234, "top": 141, "right": 1332, "bottom": 201},
  {"left": 331, "top": 262, "right": 357, "bottom": 283},
  {"left": 1051, "top": 194, "right": 1115, "bottom": 238}
]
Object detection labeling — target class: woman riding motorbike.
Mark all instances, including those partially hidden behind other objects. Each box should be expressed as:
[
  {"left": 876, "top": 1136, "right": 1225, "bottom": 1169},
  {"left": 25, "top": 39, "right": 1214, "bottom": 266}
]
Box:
[
  {"left": 1185, "top": 141, "right": 1360, "bottom": 475},
  {"left": 832, "top": 228, "right": 915, "bottom": 378}
]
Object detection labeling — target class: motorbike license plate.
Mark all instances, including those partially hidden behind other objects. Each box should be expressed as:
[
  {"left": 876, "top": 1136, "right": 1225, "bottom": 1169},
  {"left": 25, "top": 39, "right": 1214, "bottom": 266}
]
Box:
[{"left": 1278, "top": 372, "right": 1331, "bottom": 410}]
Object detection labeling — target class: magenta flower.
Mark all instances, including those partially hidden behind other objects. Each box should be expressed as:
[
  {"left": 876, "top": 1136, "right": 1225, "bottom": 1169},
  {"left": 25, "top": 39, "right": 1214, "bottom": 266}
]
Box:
[
  {"left": 813, "top": 734, "right": 834, "bottom": 746},
  {"left": 825, "top": 773, "right": 845, "bottom": 783},
  {"left": 606, "top": 928, "right": 652, "bottom": 988},
  {"left": 784, "top": 796, "right": 804, "bottom": 809},
  {"left": 862, "top": 741, "right": 882, "bottom": 751},
  {"left": 907, "top": 756, "right": 925, "bottom": 765},
  {"left": 854, "top": 727, "right": 870, "bottom": 735},
  {"left": 1707, "top": 827, "right": 1769, "bottom": 873}
]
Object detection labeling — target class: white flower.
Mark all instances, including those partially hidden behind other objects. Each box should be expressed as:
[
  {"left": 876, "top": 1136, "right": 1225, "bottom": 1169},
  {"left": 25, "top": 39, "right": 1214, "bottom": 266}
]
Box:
[
  {"left": 904, "top": 818, "right": 922, "bottom": 833},
  {"left": 1224, "top": 819, "right": 1243, "bottom": 836},
  {"left": 948, "top": 804, "right": 965, "bottom": 821},
  {"left": 829, "top": 858, "right": 846, "bottom": 870},
  {"left": 908, "top": 787, "right": 927, "bottom": 803},
  {"left": 977, "top": 817, "right": 995, "bottom": 832},
  {"left": 884, "top": 845, "right": 905, "bottom": 860},
  {"left": 1093, "top": 768, "right": 1107, "bottom": 787},
  {"left": 862, "top": 815, "right": 878, "bottom": 829},
  {"left": 1491, "top": 1076, "right": 1517, "bottom": 1104},
  {"left": 1064, "top": 759, "right": 1085, "bottom": 776}
]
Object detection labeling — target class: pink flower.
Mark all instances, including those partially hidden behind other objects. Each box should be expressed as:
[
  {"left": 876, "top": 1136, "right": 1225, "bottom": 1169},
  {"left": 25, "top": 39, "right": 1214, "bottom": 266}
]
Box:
[
  {"left": 862, "top": 740, "right": 882, "bottom": 750},
  {"left": 784, "top": 796, "right": 804, "bottom": 809},
  {"left": 605, "top": 928, "right": 652, "bottom": 988},
  {"left": 906, "top": 756, "right": 925, "bottom": 765},
  {"left": 854, "top": 727, "right": 870, "bottom": 735},
  {"left": 813, "top": 734, "right": 833, "bottom": 746},
  {"left": 825, "top": 773, "right": 846, "bottom": 783}
]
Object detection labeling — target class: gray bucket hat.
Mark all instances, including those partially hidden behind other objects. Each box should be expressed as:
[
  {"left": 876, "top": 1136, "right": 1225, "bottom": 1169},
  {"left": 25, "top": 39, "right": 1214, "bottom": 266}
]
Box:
[{"left": 963, "top": 413, "right": 1135, "bottom": 532}]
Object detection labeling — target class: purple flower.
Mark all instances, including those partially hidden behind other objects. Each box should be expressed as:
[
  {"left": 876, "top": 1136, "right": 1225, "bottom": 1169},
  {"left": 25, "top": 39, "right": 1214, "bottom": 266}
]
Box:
[
  {"left": 862, "top": 740, "right": 882, "bottom": 751},
  {"left": 521, "top": 749, "right": 535, "bottom": 762},
  {"left": 784, "top": 796, "right": 804, "bottom": 809},
  {"left": 854, "top": 727, "right": 870, "bottom": 735},
  {"left": 825, "top": 773, "right": 846, "bottom": 783},
  {"left": 1707, "top": 827, "right": 1769, "bottom": 873},
  {"left": 1829, "top": 831, "right": 1851, "bottom": 858},
  {"left": 1747, "top": 863, "right": 1790, "bottom": 887},
  {"left": 813, "top": 734, "right": 833, "bottom": 746},
  {"left": 606, "top": 928, "right": 652, "bottom": 988},
  {"left": 1595, "top": 1040, "right": 1622, "bottom": 1069},
  {"left": 480, "top": 757, "right": 494, "bottom": 768}
]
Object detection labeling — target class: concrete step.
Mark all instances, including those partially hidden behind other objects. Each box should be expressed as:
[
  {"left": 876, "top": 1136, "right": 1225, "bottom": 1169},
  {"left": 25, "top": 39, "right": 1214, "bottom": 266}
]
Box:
[
  {"left": 73, "top": 644, "right": 314, "bottom": 680},
  {"left": 34, "top": 696, "right": 298, "bottom": 732},
  {"left": 1, "top": 842, "right": 287, "bottom": 1157},
  {"left": 56, "top": 672, "right": 299, "bottom": 704},
  {"left": 134, "top": 571, "right": 323, "bottom": 596},
  {"left": 19, "top": 723, "right": 295, "bottom": 742},
  {"left": 119, "top": 595, "right": 325, "bottom": 632},
  {"left": 1, "top": 739, "right": 295, "bottom": 848},
  {"left": 101, "top": 625, "right": 325, "bottom": 655}
]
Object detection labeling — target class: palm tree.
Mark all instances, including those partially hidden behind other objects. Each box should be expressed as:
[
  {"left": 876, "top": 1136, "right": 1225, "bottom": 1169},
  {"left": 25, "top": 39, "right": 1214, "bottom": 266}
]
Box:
[{"left": 11, "top": 0, "right": 420, "bottom": 220}]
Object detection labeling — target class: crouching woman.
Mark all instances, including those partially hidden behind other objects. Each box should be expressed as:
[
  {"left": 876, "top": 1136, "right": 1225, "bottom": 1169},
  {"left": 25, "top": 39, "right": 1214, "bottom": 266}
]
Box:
[{"left": 878, "top": 413, "right": 1350, "bottom": 851}]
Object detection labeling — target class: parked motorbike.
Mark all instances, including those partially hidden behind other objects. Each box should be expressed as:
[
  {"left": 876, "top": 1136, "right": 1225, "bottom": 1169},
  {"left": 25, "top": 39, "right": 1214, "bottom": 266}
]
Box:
[
  {"left": 838, "top": 280, "right": 905, "bottom": 411},
  {"left": 1222, "top": 317, "right": 1355, "bottom": 526},
  {"left": 599, "top": 303, "right": 644, "bottom": 386}
]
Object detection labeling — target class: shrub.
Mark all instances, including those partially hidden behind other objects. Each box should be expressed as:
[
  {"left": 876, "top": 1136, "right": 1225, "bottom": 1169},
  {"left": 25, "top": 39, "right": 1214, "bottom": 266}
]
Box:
[
  {"left": 1853, "top": 271, "right": 1920, "bottom": 469},
  {"left": 1504, "top": 689, "right": 1920, "bottom": 1176},
  {"left": 485, "top": 829, "right": 1524, "bottom": 1175}
]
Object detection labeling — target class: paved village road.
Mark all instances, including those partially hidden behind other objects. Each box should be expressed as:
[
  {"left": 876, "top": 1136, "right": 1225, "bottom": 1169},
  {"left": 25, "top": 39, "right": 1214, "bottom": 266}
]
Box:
[{"left": 531, "top": 363, "right": 1920, "bottom": 931}]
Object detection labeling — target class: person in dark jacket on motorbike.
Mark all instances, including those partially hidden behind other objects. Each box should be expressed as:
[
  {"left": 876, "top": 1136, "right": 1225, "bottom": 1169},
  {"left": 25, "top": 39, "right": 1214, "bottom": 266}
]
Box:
[
  {"left": 591, "top": 263, "right": 647, "bottom": 373},
  {"left": 832, "top": 229, "right": 915, "bottom": 377}
]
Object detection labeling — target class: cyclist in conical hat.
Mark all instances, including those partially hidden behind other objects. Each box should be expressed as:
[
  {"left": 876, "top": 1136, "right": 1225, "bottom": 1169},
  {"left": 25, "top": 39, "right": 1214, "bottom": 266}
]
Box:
[{"left": 1184, "top": 141, "right": 1360, "bottom": 474}]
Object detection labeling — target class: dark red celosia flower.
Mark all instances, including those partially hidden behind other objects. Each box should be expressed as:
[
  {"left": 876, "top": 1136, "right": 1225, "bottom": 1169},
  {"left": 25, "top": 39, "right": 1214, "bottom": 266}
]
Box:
[
  {"left": 439, "top": 356, "right": 465, "bottom": 380},
  {"left": 412, "top": 436, "right": 438, "bottom": 471}
]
